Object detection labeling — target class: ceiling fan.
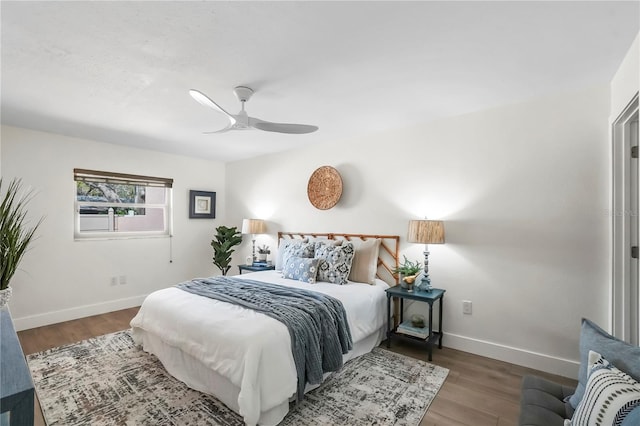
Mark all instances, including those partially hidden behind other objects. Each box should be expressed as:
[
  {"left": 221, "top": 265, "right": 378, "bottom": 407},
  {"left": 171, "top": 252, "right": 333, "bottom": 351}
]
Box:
[{"left": 189, "top": 86, "right": 318, "bottom": 134}]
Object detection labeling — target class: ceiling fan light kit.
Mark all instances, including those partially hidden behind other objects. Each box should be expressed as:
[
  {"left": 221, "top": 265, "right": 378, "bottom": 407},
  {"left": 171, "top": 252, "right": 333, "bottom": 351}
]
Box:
[{"left": 189, "top": 86, "right": 318, "bottom": 135}]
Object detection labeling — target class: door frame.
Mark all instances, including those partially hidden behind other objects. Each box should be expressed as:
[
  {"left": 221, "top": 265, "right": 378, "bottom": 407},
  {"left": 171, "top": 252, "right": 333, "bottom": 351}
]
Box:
[{"left": 611, "top": 93, "right": 639, "bottom": 344}]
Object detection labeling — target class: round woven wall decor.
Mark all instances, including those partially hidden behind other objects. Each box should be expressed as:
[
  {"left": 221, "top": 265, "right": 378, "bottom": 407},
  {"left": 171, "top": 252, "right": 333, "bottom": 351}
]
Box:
[{"left": 307, "top": 166, "right": 343, "bottom": 210}]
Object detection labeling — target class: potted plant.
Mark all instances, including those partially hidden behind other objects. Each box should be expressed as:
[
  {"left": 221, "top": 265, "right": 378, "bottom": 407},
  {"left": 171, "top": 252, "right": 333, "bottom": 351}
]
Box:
[
  {"left": 211, "top": 225, "right": 243, "bottom": 276},
  {"left": 392, "top": 255, "right": 423, "bottom": 290},
  {"left": 256, "top": 245, "right": 270, "bottom": 262},
  {"left": 1, "top": 178, "right": 42, "bottom": 306}
]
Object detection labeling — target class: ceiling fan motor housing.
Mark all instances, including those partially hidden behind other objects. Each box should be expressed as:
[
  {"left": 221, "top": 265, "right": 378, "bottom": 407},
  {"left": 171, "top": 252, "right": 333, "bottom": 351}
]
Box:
[{"left": 233, "top": 86, "right": 254, "bottom": 103}]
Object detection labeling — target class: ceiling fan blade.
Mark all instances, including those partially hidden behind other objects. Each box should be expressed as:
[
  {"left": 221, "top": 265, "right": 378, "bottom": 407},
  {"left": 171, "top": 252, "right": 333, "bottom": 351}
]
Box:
[
  {"left": 202, "top": 127, "right": 231, "bottom": 134},
  {"left": 250, "top": 117, "right": 318, "bottom": 134},
  {"left": 189, "top": 89, "right": 237, "bottom": 125}
]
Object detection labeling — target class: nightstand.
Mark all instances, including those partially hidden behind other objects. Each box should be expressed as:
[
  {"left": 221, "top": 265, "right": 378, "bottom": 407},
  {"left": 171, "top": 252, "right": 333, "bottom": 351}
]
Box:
[
  {"left": 238, "top": 264, "right": 276, "bottom": 274},
  {"left": 385, "top": 286, "right": 445, "bottom": 361}
]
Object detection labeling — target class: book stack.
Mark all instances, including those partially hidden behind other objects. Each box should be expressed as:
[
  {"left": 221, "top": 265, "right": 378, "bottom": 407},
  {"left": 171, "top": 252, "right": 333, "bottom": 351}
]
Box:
[
  {"left": 252, "top": 261, "right": 272, "bottom": 267},
  {"left": 396, "top": 320, "right": 429, "bottom": 339}
]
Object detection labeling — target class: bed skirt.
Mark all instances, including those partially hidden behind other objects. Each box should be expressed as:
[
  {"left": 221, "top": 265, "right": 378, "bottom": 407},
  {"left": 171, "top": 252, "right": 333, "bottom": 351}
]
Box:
[{"left": 132, "top": 326, "right": 386, "bottom": 426}]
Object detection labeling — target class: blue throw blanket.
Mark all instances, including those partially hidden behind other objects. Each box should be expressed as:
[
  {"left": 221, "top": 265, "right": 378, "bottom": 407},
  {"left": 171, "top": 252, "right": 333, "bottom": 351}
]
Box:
[{"left": 175, "top": 276, "right": 353, "bottom": 400}]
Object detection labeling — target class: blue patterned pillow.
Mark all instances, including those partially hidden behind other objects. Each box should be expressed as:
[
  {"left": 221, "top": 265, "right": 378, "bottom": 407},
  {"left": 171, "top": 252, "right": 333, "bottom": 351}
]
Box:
[
  {"left": 569, "top": 351, "right": 640, "bottom": 426},
  {"left": 280, "top": 242, "right": 315, "bottom": 275},
  {"left": 283, "top": 256, "right": 320, "bottom": 284},
  {"left": 275, "top": 238, "right": 309, "bottom": 271},
  {"left": 315, "top": 242, "right": 355, "bottom": 285}
]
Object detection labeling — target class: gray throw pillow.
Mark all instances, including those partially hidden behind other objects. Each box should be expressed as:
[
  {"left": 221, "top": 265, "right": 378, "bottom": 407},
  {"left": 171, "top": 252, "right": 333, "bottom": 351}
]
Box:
[{"left": 568, "top": 318, "right": 640, "bottom": 409}]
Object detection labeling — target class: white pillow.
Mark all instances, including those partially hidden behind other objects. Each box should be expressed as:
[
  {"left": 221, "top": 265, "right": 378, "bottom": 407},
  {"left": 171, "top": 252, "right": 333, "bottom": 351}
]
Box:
[{"left": 348, "top": 238, "right": 381, "bottom": 284}]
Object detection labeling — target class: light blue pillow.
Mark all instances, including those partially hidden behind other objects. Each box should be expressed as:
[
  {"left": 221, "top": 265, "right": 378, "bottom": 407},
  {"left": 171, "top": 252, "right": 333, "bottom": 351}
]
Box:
[
  {"left": 621, "top": 406, "right": 640, "bottom": 426},
  {"left": 568, "top": 318, "right": 640, "bottom": 409},
  {"left": 282, "top": 256, "right": 319, "bottom": 284},
  {"left": 280, "top": 242, "right": 315, "bottom": 274}
]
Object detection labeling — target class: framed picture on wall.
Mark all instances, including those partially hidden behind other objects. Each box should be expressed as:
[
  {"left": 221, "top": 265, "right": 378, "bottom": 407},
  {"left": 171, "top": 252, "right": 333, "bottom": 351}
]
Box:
[{"left": 189, "top": 190, "right": 216, "bottom": 219}]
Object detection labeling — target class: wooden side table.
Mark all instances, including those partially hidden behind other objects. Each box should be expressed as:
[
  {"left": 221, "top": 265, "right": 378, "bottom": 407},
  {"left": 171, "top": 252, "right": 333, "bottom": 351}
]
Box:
[
  {"left": 1, "top": 306, "right": 35, "bottom": 426},
  {"left": 238, "top": 264, "right": 276, "bottom": 274},
  {"left": 385, "top": 286, "right": 445, "bottom": 361}
]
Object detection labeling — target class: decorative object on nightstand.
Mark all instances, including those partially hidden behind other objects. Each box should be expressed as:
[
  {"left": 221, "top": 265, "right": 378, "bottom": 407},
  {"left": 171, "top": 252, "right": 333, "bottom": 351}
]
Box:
[
  {"left": 407, "top": 219, "right": 445, "bottom": 291},
  {"left": 392, "top": 255, "right": 422, "bottom": 292},
  {"left": 411, "top": 314, "right": 425, "bottom": 328},
  {"left": 256, "top": 245, "right": 270, "bottom": 262},
  {"left": 241, "top": 218, "right": 266, "bottom": 263}
]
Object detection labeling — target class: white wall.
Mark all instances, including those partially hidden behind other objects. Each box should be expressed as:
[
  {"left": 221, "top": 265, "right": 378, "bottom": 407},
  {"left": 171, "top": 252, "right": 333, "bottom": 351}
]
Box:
[
  {"left": 1, "top": 125, "right": 226, "bottom": 330},
  {"left": 226, "top": 85, "right": 611, "bottom": 378},
  {"left": 611, "top": 33, "right": 639, "bottom": 120}
]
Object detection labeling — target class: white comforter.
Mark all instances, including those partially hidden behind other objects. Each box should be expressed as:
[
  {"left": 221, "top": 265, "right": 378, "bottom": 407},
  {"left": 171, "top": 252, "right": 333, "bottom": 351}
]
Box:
[{"left": 130, "top": 271, "right": 388, "bottom": 425}]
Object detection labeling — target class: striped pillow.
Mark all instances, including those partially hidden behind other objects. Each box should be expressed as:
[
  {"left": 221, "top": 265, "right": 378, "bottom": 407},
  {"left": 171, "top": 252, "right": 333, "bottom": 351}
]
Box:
[{"left": 569, "top": 350, "right": 640, "bottom": 426}]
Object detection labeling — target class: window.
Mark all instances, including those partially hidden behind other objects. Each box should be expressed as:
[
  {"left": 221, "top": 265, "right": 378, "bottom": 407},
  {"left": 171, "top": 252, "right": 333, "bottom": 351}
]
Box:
[{"left": 74, "top": 169, "right": 173, "bottom": 239}]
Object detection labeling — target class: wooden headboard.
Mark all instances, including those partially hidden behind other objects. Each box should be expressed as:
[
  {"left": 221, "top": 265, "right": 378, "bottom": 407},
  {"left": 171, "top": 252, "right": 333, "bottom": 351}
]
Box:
[{"left": 277, "top": 232, "right": 400, "bottom": 286}]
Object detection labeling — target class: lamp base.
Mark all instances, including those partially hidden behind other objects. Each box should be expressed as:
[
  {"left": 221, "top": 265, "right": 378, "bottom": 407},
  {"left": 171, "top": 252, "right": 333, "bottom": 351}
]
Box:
[
  {"left": 252, "top": 237, "right": 256, "bottom": 262},
  {"left": 419, "top": 247, "right": 432, "bottom": 291},
  {"left": 417, "top": 275, "right": 432, "bottom": 292}
]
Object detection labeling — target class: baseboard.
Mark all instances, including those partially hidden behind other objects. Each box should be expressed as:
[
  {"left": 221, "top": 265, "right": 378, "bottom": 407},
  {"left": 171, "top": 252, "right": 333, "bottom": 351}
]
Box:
[
  {"left": 13, "top": 299, "right": 580, "bottom": 379},
  {"left": 443, "top": 332, "right": 580, "bottom": 379},
  {"left": 12, "top": 295, "right": 147, "bottom": 332}
]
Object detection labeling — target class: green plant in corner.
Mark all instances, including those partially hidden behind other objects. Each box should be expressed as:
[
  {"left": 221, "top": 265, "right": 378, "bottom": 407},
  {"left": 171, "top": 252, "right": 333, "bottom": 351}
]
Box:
[
  {"left": 211, "top": 225, "right": 243, "bottom": 276},
  {"left": 1, "top": 178, "right": 43, "bottom": 291}
]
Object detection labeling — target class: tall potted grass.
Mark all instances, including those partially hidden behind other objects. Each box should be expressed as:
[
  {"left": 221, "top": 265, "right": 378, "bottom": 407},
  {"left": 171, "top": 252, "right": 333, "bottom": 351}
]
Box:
[{"left": 0, "top": 178, "right": 42, "bottom": 306}]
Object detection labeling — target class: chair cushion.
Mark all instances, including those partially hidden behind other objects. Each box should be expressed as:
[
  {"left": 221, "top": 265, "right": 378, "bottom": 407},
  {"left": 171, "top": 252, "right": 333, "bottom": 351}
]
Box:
[{"left": 519, "top": 375, "right": 575, "bottom": 426}]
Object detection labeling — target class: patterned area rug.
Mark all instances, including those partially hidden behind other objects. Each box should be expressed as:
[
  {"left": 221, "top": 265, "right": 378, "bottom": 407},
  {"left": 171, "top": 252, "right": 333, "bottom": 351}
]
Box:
[{"left": 27, "top": 330, "right": 448, "bottom": 425}]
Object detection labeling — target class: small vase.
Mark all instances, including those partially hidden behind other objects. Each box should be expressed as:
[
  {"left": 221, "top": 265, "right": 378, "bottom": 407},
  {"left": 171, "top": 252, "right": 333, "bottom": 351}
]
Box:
[
  {"left": 257, "top": 253, "right": 268, "bottom": 262},
  {"left": 0, "top": 286, "right": 12, "bottom": 307},
  {"left": 400, "top": 274, "right": 416, "bottom": 292}
]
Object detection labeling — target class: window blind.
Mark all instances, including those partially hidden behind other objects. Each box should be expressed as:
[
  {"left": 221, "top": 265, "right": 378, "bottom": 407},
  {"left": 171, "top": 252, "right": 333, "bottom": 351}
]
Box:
[{"left": 73, "top": 169, "right": 173, "bottom": 188}]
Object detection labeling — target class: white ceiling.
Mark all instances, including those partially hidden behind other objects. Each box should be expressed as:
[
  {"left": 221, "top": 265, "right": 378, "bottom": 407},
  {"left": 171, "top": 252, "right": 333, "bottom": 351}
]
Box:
[{"left": 1, "top": 1, "right": 639, "bottom": 163}]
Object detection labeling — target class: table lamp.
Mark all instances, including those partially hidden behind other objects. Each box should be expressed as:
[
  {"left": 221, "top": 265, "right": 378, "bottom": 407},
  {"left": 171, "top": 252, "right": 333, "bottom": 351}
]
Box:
[
  {"left": 242, "top": 219, "right": 266, "bottom": 262},
  {"left": 407, "top": 219, "right": 445, "bottom": 291}
]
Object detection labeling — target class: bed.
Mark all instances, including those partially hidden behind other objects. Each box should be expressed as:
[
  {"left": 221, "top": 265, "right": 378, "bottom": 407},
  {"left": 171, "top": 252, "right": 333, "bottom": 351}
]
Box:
[{"left": 130, "top": 232, "right": 399, "bottom": 426}]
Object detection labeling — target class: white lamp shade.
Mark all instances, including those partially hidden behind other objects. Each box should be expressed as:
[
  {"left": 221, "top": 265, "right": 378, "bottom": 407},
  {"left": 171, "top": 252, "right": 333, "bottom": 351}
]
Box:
[
  {"left": 241, "top": 218, "right": 266, "bottom": 235},
  {"left": 407, "top": 220, "right": 445, "bottom": 244}
]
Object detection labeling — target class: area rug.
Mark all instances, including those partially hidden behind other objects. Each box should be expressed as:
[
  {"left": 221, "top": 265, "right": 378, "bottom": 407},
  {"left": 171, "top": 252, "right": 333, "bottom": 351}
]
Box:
[{"left": 27, "top": 330, "right": 448, "bottom": 425}]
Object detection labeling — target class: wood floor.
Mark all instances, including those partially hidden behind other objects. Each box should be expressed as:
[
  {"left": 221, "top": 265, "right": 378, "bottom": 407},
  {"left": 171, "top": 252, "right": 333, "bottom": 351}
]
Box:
[{"left": 17, "top": 307, "right": 577, "bottom": 426}]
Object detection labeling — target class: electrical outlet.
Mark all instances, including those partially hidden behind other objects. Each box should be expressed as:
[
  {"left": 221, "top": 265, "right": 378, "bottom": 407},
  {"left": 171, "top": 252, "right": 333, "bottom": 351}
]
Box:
[
  {"left": 462, "top": 300, "right": 472, "bottom": 315},
  {"left": 119, "top": 275, "right": 127, "bottom": 285},
  {"left": 110, "top": 277, "right": 118, "bottom": 286}
]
